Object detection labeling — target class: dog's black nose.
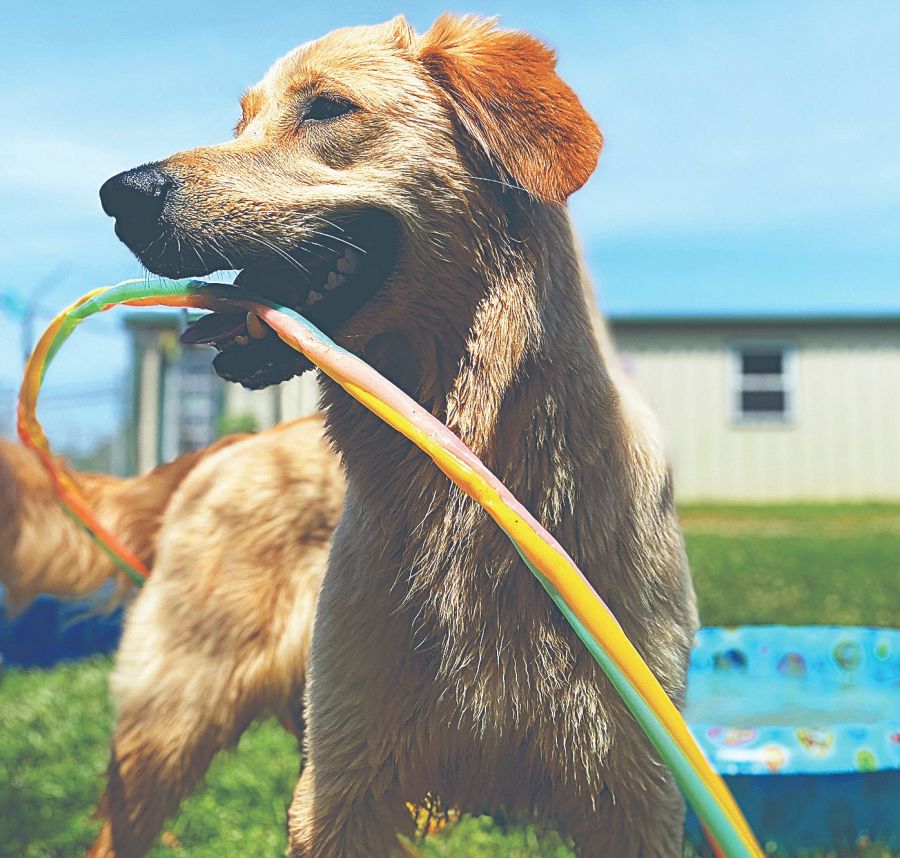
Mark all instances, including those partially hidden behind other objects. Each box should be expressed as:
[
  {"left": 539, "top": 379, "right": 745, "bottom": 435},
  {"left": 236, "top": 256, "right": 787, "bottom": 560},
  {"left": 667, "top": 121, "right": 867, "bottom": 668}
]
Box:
[{"left": 99, "top": 165, "right": 174, "bottom": 223}]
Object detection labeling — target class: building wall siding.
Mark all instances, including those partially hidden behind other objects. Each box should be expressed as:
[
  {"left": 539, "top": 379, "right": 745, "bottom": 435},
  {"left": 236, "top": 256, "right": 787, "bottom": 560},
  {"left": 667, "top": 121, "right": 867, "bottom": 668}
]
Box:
[
  {"left": 614, "top": 324, "right": 900, "bottom": 500},
  {"left": 279, "top": 373, "right": 320, "bottom": 421}
]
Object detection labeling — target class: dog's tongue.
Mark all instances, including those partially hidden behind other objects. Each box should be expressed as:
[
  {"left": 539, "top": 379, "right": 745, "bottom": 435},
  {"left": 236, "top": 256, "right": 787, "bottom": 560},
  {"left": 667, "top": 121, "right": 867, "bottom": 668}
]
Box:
[{"left": 180, "top": 311, "right": 246, "bottom": 346}]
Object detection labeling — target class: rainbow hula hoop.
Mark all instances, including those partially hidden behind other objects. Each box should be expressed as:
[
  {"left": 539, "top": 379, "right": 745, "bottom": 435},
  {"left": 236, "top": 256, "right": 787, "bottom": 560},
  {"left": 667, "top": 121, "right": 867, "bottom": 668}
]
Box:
[{"left": 18, "top": 278, "right": 762, "bottom": 858}]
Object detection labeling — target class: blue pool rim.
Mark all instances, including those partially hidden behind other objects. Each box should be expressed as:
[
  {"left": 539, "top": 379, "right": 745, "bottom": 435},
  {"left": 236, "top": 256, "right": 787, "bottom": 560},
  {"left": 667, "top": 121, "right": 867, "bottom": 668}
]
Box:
[
  {"left": 687, "top": 625, "right": 898, "bottom": 777},
  {"left": 685, "top": 625, "right": 898, "bottom": 852}
]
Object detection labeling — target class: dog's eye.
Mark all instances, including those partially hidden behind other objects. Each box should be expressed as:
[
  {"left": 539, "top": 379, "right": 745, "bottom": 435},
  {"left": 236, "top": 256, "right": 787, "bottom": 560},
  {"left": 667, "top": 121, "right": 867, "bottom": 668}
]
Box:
[{"left": 303, "top": 96, "right": 358, "bottom": 123}]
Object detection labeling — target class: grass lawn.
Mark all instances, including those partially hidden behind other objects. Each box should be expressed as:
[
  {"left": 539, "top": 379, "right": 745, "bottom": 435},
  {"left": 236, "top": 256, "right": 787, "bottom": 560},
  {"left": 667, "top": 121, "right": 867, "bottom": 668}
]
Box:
[
  {"left": 681, "top": 504, "right": 900, "bottom": 629},
  {"left": 1, "top": 504, "right": 897, "bottom": 857}
]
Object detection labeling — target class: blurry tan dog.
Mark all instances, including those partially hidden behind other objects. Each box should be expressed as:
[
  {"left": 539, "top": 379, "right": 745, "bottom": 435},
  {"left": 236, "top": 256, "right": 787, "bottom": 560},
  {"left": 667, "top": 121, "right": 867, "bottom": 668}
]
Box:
[
  {"left": 0, "top": 416, "right": 343, "bottom": 857},
  {"left": 0, "top": 432, "right": 245, "bottom": 613},
  {"left": 101, "top": 14, "right": 699, "bottom": 857}
]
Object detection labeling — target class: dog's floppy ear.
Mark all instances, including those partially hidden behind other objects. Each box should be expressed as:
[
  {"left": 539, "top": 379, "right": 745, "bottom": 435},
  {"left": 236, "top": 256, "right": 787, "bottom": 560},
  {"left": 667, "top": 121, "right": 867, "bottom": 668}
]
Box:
[{"left": 417, "top": 15, "right": 602, "bottom": 203}]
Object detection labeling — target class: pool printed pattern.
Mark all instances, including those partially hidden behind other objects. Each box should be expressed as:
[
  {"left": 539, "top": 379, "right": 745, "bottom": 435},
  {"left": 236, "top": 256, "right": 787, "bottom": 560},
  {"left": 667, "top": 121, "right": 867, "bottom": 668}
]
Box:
[{"left": 685, "top": 626, "right": 899, "bottom": 776}]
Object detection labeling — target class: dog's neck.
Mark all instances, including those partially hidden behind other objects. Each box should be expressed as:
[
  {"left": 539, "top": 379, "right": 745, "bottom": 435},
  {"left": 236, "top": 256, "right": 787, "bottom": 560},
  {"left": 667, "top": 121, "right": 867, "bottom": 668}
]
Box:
[
  {"left": 324, "top": 194, "right": 684, "bottom": 675},
  {"left": 325, "top": 193, "right": 658, "bottom": 569},
  {"left": 319, "top": 196, "right": 691, "bottom": 697},
  {"left": 323, "top": 200, "right": 622, "bottom": 503}
]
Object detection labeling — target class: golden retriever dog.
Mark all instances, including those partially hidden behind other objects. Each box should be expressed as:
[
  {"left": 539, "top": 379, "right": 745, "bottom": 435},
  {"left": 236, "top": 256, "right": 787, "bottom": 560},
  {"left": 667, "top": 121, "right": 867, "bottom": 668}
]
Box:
[
  {"left": 90, "top": 415, "right": 343, "bottom": 857},
  {"left": 0, "top": 419, "right": 344, "bottom": 858},
  {"left": 0, "top": 433, "right": 242, "bottom": 613},
  {"left": 100, "top": 14, "right": 698, "bottom": 857}
]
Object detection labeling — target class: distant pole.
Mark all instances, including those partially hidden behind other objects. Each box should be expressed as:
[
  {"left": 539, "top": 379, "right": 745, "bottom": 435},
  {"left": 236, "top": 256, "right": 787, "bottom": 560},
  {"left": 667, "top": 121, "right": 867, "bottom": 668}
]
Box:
[
  {"left": 21, "top": 265, "right": 69, "bottom": 363},
  {"left": 22, "top": 310, "right": 34, "bottom": 366}
]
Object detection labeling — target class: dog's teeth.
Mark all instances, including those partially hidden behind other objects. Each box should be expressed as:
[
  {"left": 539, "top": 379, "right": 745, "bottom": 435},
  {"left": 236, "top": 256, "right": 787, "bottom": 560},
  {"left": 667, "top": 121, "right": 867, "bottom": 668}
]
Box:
[
  {"left": 234, "top": 334, "right": 249, "bottom": 346},
  {"left": 326, "top": 271, "right": 346, "bottom": 291},
  {"left": 246, "top": 312, "right": 268, "bottom": 339},
  {"left": 336, "top": 250, "right": 359, "bottom": 274},
  {"left": 306, "top": 289, "right": 323, "bottom": 305}
]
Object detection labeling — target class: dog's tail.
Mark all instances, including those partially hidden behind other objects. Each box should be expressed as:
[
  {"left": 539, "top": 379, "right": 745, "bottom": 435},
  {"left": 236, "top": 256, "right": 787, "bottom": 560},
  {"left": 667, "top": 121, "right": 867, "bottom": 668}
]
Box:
[{"left": 0, "top": 434, "right": 248, "bottom": 615}]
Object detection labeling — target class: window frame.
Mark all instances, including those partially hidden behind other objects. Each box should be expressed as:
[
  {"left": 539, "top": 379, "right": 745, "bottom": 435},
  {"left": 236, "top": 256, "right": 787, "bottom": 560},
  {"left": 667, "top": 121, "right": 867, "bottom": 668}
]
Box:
[{"left": 729, "top": 340, "right": 796, "bottom": 425}]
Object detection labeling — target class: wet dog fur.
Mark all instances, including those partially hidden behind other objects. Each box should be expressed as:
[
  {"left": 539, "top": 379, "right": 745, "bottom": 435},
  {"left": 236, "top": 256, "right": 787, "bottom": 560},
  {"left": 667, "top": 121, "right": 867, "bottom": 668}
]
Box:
[
  {"left": 0, "top": 418, "right": 344, "bottom": 858},
  {"left": 103, "top": 15, "right": 698, "bottom": 857}
]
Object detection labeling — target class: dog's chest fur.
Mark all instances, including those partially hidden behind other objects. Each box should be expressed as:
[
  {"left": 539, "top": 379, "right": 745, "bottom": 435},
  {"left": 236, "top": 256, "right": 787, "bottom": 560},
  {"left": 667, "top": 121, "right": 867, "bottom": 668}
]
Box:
[{"left": 318, "top": 205, "right": 696, "bottom": 795}]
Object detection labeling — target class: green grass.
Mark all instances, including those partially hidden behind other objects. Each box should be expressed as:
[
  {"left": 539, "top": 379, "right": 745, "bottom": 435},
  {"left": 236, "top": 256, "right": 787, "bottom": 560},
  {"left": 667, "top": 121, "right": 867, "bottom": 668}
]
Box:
[
  {"left": 0, "top": 658, "right": 299, "bottom": 858},
  {"left": 681, "top": 503, "right": 900, "bottom": 628},
  {"left": 1, "top": 504, "right": 897, "bottom": 857},
  {"left": 0, "top": 659, "right": 113, "bottom": 857}
]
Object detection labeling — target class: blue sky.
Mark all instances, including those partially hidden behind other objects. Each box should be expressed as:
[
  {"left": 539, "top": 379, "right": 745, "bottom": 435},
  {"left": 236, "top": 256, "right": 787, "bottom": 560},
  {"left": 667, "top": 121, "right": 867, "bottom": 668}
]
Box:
[{"left": 1, "top": 1, "right": 898, "bottom": 448}]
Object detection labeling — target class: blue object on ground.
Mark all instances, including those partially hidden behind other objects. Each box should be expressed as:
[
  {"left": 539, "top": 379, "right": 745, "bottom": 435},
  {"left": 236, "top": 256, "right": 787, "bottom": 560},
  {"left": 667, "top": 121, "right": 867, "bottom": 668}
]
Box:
[
  {"left": 0, "top": 588, "right": 123, "bottom": 668},
  {"left": 684, "top": 626, "right": 899, "bottom": 851}
]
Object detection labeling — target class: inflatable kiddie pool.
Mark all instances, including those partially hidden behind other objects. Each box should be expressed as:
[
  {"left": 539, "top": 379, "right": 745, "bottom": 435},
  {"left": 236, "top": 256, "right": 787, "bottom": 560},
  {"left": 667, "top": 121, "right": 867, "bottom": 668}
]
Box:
[{"left": 684, "top": 626, "right": 899, "bottom": 852}]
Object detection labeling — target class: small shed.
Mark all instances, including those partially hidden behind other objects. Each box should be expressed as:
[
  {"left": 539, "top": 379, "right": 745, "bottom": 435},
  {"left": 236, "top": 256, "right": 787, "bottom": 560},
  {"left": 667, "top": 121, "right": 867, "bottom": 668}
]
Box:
[
  {"left": 610, "top": 313, "right": 900, "bottom": 501},
  {"left": 124, "top": 311, "right": 318, "bottom": 473}
]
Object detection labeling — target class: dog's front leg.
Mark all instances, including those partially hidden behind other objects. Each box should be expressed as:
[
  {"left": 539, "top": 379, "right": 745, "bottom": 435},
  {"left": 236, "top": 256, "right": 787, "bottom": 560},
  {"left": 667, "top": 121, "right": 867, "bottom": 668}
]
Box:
[
  {"left": 288, "top": 755, "right": 416, "bottom": 858},
  {"left": 87, "top": 549, "right": 316, "bottom": 858},
  {"left": 288, "top": 539, "right": 422, "bottom": 858},
  {"left": 549, "top": 776, "right": 685, "bottom": 858}
]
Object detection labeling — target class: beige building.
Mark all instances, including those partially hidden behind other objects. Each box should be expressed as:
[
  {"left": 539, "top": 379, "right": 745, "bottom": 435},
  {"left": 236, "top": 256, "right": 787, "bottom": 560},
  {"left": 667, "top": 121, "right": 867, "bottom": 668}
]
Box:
[
  {"left": 125, "top": 312, "right": 318, "bottom": 474},
  {"left": 126, "top": 310, "right": 900, "bottom": 501},
  {"left": 611, "top": 314, "right": 900, "bottom": 501}
]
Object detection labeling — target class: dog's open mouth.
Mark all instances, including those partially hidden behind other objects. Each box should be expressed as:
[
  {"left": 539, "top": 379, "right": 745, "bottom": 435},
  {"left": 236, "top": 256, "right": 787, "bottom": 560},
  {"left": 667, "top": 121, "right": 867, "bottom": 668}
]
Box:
[{"left": 180, "top": 209, "right": 399, "bottom": 388}]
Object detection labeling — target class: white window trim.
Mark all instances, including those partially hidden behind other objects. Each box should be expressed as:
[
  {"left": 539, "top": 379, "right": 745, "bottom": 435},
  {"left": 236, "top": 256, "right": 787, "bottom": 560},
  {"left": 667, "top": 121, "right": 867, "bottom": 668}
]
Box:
[{"left": 729, "top": 341, "right": 796, "bottom": 425}]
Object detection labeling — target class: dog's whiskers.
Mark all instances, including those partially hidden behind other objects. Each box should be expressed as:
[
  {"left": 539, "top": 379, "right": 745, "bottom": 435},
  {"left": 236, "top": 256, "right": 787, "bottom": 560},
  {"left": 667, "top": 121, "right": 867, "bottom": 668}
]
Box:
[
  {"left": 243, "top": 232, "right": 312, "bottom": 277},
  {"left": 311, "top": 229, "right": 368, "bottom": 255},
  {"left": 136, "top": 228, "right": 170, "bottom": 261},
  {"left": 203, "top": 235, "right": 240, "bottom": 274},
  {"left": 174, "top": 234, "right": 186, "bottom": 271},
  {"left": 189, "top": 242, "right": 208, "bottom": 272},
  {"left": 293, "top": 238, "right": 343, "bottom": 258},
  {"left": 309, "top": 214, "right": 346, "bottom": 234}
]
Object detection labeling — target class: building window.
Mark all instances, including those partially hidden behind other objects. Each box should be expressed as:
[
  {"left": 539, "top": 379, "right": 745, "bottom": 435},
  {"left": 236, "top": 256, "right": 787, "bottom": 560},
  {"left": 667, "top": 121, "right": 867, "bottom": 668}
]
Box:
[{"left": 731, "top": 344, "right": 794, "bottom": 423}]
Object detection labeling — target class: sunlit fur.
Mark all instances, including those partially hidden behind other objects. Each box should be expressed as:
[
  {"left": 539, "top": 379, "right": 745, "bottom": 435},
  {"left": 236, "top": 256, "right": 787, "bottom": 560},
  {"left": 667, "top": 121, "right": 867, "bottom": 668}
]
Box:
[
  {"left": 0, "top": 420, "right": 344, "bottom": 858},
  {"left": 0, "top": 436, "right": 245, "bottom": 614},
  {"left": 138, "top": 15, "right": 699, "bottom": 856},
  {"left": 86, "top": 415, "right": 344, "bottom": 858}
]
